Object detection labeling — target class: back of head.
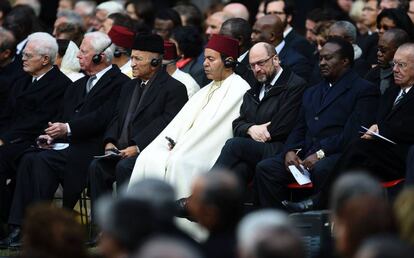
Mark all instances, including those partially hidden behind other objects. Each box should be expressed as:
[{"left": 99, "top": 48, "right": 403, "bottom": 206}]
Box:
[
  {"left": 335, "top": 195, "right": 396, "bottom": 258},
  {"left": 171, "top": 26, "right": 203, "bottom": 58},
  {"left": 237, "top": 209, "right": 289, "bottom": 258},
  {"left": 330, "top": 172, "right": 383, "bottom": 214},
  {"left": 134, "top": 236, "right": 203, "bottom": 258},
  {"left": 3, "top": 4, "right": 41, "bottom": 42},
  {"left": 383, "top": 28, "right": 410, "bottom": 48},
  {"left": 124, "top": 178, "right": 176, "bottom": 222},
  {"left": 173, "top": 4, "right": 203, "bottom": 29},
  {"left": 394, "top": 187, "right": 414, "bottom": 245},
  {"left": 220, "top": 18, "right": 252, "bottom": 49},
  {"left": 0, "top": 27, "right": 17, "bottom": 55},
  {"left": 97, "top": 1, "right": 124, "bottom": 16},
  {"left": 57, "top": 9, "right": 84, "bottom": 28},
  {"left": 96, "top": 197, "right": 156, "bottom": 253},
  {"left": 355, "top": 235, "right": 413, "bottom": 258},
  {"left": 22, "top": 203, "right": 89, "bottom": 258},
  {"left": 223, "top": 3, "right": 249, "bottom": 21},
  {"left": 108, "top": 12, "right": 134, "bottom": 31},
  {"left": 330, "top": 20, "right": 357, "bottom": 43},
  {"left": 198, "top": 171, "right": 244, "bottom": 229},
  {"left": 254, "top": 226, "right": 305, "bottom": 258},
  {"left": 156, "top": 8, "right": 182, "bottom": 27}
]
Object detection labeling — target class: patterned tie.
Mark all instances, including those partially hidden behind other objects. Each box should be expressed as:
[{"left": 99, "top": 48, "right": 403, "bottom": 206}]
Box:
[
  {"left": 86, "top": 75, "right": 97, "bottom": 94},
  {"left": 393, "top": 89, "right": 407, "bottom": 108}
]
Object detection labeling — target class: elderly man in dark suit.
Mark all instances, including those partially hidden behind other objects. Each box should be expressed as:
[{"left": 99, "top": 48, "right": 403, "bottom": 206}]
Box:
[
  {"left": 251, "top": 14, "right": 312, "bottom": 81},
  {"left": 213, "top": 42, "right": 306, "bottom": 186},
  {"left": 88, "top": 34, "right": 188, "bottom": 212},
  {"left": 0, "top": 31, "right": 130, "bottom": 248},
  {"left": 0, "top": 32, "right": 71, "bottom": 227},
  {"left": 253, "top": 37, "right": 379, "bottom": 210},
  {"left": 295, "top": 43, "right": 414, "bottom": 210}
]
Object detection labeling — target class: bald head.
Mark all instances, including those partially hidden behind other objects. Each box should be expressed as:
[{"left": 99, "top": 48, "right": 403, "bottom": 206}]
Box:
[
  {"left": 250, "top": 42, "right": 276, "bottom": 57},
  {"left": 251, "top": 14, "right": 284, "bottom": 45},
  {"left": 393, "top": 43, "right": 414, "bottom": 88},
  {"left": 223, "top": 3, "right": 249, "bottom": 21}
]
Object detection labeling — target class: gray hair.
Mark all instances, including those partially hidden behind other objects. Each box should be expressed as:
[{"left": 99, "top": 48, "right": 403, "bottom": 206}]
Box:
[
  {"left": 17, "top": 0, "right": 41, "bottom": 16},
  {"left": 74, "top": 1, "right": 96, "bottom": 16},
  {"left": 330, "top": 172, "right": 383, "bottom": 214},
  {"left": 57, "top": 10, "right": 84, "bottom": 28},
  {"left": 84, "top": 31, "right": 114, "bottom": 62},
  {"left": 237, "top": 209, "right": 290, "bottom": 256},
  {"left": 96, "top": 1, "right": 125, "bottom": 16},
  {"left": 123, "top": 178, "right": 176, "bottom": 221},
  {"left": 134, "top": 236, "right": 204, "bottom": 258},
  {"left": 331, "top": 20, "right": 357, "bottom": 43},
  {"left": 27, "top": 32, "right": 58, "bottom": 64},
  {"left": 0, "top": 27, "right": 16, "bottom": 52}
]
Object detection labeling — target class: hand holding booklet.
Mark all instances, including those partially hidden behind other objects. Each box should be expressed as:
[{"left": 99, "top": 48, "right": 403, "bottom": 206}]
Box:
[
  {"left": 361, "top": 126, "right": 396, "bottom": 145},
  {"left": 94, "top": 149, "right": 122, "bottom": 160},
  {"left": 288, "top": 165, "right": 312, "bottom": 185}
]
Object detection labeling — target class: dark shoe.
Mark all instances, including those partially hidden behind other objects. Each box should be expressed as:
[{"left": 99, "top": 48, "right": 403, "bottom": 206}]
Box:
[
  {"left": 0, "top": 226, "right": 21, "bottom": 249},
  {"left": 175, "top": 197, "right": 190, "bottom": 218},
  {"left": 282, "top": 198, "right": 316, "bottom": 213}
]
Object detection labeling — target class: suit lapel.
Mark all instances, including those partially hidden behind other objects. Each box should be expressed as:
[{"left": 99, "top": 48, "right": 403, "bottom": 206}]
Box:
[
  {"left": 386, "top": 87, "right": 414, "bottom": 118},
  {"left": 17, "top": 67, "right": 57, "bottom": 97},
  {"left": 86, "top": 66, "right": 116, "bottom": 99},
  {"left": 261, "top": 69, "right": 290, "bottom": 101},
  {"left": 316, "top": 70, "right": 355, "bottom": 114}
]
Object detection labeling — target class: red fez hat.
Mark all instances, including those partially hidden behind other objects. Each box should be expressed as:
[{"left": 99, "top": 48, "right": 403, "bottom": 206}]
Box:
[
  {"left": 205, "top": 34, "right": 239, "bottom": 59},
  {"left": 163, "top": 40, "right": 178, "bottom": 60},
  {"left": 108, "top": 25, "right": 134, "bottom": 49}
]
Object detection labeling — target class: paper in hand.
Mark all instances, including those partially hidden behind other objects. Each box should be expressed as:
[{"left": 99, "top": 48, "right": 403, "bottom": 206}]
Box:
[
  {"left": 288, "top": 165, "right": 312, "bottom": 185},
  {"left": 94, "top": 151, "right": 122, "bottom": 160},
  {"left": 361, "top": 126, "right": 396, "bottom": 145}
]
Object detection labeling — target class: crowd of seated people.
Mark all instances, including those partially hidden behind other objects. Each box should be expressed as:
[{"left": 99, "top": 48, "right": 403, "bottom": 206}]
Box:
[{"left": 0, "top": 0, "right": 414, "bottom": 258}]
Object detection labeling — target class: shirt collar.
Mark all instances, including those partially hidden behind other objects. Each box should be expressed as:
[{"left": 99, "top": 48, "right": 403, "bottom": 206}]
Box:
[
  {"left": 33, "top": 67, "right": 53, "bottom": 82},
  {"left": 283, "top": 27, "right": 293, "bottom": 38},
  {"left": 269, "top": 67, "right": 283, "bottom": 86},
  {"left": 237, "top": 51, "right": 249, "bottom": 62},
  {"left": 93, "top": 64, "right": 112, "bottom": 83},
  {"left": 275, "top": 40, "right": 286, "bottom": 55}
]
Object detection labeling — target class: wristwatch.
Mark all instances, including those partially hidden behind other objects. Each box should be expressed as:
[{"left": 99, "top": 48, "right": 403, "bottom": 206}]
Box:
[{"left": 316, "top": 149, "right": 325, "bottom": 160}]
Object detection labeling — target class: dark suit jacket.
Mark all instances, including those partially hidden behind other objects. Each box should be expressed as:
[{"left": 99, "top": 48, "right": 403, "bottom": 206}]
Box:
[
  {"left": 60, "top": 65, "right": 130, "bottom": 205},
  {"left": 0, "top": 66, "right": 71, "bottom": 144},
  {"left": 364, "top": 66, "right": 394, "bottom": 94},
  {"left": 283, "top": 69, "right": 379, "bottom": 157},
  {"left": 278, "top": 45, "right": 312, "bottom": 81},
  {"left": 377, "top": 85, "right": 414, "bottom": 150},
  {"left": 285, "top": 29, "right": 316, "bottom": 64},
  {"left": 357, "top": 33, "right": 378, "bottom": 66},
  {"left": 234, "top": 53, "right": 256, "bottom": 87},
  {"left": 104, "top": 68, "right": 188, "bottom": 151},
  {"left": 233, "top": 68, "right": 306, "bottom": 155},
  {"left": 0, "top": 58, "right": 25, "bottom": 112}
]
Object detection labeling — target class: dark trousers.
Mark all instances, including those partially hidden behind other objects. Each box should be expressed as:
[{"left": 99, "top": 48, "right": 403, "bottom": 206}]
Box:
[
  {"left": 88, "top": 156, "right": 137, "bottom": 221},
  {"left": 213, "top": 137, "right": 267, "bottom": 185},
  {"left": 0, "top": 142, "right": 32, "bottom": 223},
  {"left": 254, "top": 153, "right": 341, "bottom": 209},
  {"left": 405, "top": 145, "right": 414, "bottom": 186},
  {"left": 318, "top": 139, "right": 407, "bottom": 207},
  {"left": 8, "top": 148, "right": 69, "bottom": 226}
]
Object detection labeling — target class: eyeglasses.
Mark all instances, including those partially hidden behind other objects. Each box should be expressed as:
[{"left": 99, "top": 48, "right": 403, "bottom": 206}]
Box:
[
  {"left": 249, "top": 55, "right": 275, "bottom": 70},
  {"left": 391, "top": 60, "right": 408, "bottom": 69},
  {"left": 266, "top": 11, "right": 285, "bottom": 16}
]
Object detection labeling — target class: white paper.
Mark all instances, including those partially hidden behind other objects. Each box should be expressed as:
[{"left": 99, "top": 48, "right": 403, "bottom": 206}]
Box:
[
  {"left": 288, "top": 165, "right": 312, "bottom": 185},
  {"left": 93, "top": 152, "right": 122, "bottom": 159},
  {"left": 52, "top": 143, "right": 70, "bottom": 150},
  {"left": 361, "top": 126, "right": 396, "bottom": 145}
]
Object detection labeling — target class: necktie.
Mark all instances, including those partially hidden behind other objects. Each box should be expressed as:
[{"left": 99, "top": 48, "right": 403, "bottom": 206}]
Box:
[
  {"left": 264, "top": 83, "right": 272, "bottom": 93},
  {"left": 393, "top": 89, "right": 407, "bottom": 107},
  {"left": 86, "top": 75, "right": 97, "bottom": 94},
  {"left": 118, "top": 82, "right": 145, "bottom": 148}
]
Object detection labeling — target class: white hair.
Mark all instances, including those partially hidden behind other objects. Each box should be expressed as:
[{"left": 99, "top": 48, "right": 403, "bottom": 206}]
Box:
[
  {"left": 96, "top": 1, "right": 124, "bottom": 16},
  {"left": 27, "top": 32, "right": 58, "bottom": 64},
  {"left": 84, "top": 31, "right": 114, "bottom": 63},
  {"left": 74, "top": 1, "right": 96, "bottom": 16},
  {"left": 237, "top": 209, "right": 290, "bottom": 256}
]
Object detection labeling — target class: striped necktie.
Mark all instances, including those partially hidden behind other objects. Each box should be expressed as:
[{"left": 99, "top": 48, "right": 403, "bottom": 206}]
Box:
[
  {"left": 393, "top": 89, "right": 407, "bottom": 107},
  {"left": 86, "top": 75, "right": 97, "bottom": 94}
]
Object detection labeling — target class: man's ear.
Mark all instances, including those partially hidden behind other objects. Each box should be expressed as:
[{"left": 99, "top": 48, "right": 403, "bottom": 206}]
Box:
[{"left": 287, "top": 14, "right": 293, "bottom": 25}]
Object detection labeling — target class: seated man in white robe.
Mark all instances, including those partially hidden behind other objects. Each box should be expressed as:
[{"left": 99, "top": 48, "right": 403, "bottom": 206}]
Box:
[{"left": 128, "top": 34, "right": 250, "bottom": 201}]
